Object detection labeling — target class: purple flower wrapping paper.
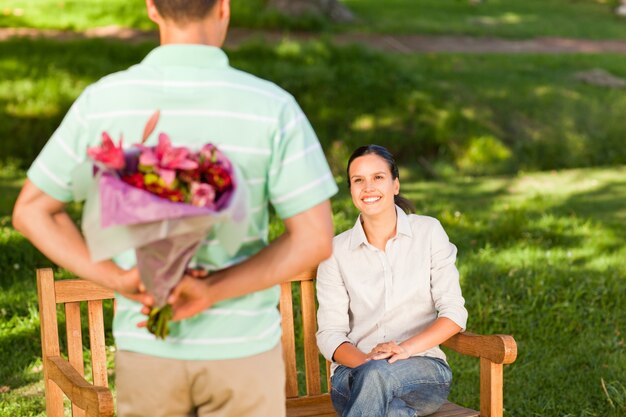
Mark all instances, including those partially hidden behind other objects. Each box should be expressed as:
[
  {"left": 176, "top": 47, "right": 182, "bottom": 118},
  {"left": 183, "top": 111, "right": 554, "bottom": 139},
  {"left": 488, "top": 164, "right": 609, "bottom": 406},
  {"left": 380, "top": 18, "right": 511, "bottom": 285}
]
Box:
[{"left": 76, "top": 163, "right": 249, "bottom": 307}]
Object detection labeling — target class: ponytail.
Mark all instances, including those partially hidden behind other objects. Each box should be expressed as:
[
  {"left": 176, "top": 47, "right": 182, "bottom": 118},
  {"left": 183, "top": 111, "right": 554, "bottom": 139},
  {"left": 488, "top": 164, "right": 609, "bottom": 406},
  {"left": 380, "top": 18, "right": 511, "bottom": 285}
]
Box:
[{"left": 394, "top": 195, "right": 415, "bottom": 214}]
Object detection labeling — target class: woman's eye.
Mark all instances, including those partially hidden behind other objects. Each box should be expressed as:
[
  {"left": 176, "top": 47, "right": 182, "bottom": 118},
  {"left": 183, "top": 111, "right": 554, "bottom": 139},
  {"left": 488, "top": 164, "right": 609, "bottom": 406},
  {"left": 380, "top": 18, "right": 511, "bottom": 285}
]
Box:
[{"left": 353, "top": 178, "right": 362, "bottom": 183}]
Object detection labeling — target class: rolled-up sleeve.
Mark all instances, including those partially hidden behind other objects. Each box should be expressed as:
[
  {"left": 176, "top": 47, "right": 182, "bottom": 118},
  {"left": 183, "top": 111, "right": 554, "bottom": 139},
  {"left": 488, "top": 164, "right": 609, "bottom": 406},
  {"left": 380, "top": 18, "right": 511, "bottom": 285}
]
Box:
[
  {"left": 316, "top": 253, "right": 352, "bottom": 361},
  {"left": 429, "top": 220, "right": 468, "bottom": 331}
]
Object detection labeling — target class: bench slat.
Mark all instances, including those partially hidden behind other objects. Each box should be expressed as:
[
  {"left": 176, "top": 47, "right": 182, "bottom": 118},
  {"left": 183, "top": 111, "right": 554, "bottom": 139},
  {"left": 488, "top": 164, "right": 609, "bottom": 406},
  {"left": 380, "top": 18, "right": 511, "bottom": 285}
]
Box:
[
  {"left": 65, "top": 302, "right": 86, "bottom": 417},
  {"left": 301, "top": 280, "right": 322, "bottom": 396},
  {"left": 280, "top": 282, "right": 299, "bottom": 398},
  {"left": 286, "top": 394, "right": 335, "bottom": 417}
]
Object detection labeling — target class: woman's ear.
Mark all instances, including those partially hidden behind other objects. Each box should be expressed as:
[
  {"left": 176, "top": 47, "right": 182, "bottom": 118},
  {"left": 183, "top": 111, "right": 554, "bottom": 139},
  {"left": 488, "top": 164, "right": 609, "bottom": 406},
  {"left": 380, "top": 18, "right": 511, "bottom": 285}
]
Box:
[{"left": 393, "top": 177, "right": 400, "bottom": 195}]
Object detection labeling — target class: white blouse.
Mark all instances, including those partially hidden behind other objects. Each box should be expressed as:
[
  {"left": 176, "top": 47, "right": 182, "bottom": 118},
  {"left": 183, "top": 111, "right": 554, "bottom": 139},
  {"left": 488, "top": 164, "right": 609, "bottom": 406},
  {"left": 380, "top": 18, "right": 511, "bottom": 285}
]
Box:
[{"left": 316, "top": 206, "right": 468, "bottom": 372}]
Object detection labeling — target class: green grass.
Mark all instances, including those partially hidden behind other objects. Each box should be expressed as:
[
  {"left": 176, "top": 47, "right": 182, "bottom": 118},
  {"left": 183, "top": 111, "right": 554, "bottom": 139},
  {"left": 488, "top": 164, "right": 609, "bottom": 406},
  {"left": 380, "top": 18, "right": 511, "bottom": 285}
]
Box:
[
  {"left": 1, "top": 3, "right": 626, "bottom": 414},
  {"left": 1, "top": 163, "right": 625, "bottom": 416},
  {"left": 0, "top": 0, "right": 152, "bottom": 31},
  {"left": 341, "top": 0, "right": 626, "bottom": 39},
  {"left": 0, "top": 0, "right": 326, "bottom": 32},
  {"left": 3, "top": 0, "right": 626, "bottom": 39},
  {"left": 2, "top": 37, "right": 626, "bottom": 175}
]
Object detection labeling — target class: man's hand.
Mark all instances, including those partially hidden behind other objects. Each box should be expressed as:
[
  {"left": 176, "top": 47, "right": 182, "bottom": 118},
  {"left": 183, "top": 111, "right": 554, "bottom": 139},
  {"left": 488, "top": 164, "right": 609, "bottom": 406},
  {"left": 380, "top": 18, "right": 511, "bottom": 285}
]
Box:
[
  {"left": 12, "top": 180, "right": 155, "bottom": 299},
  {"left": 366, "top": 341, "right": 410, "bottom": 364},
  {"left": 167, "top": 269, "right": 216, "bottom": 321},
  {"left": 114, "top": 267, "right": 153, "bottom": 305},
  {"left": 137, "top": 269, "right": 214, "bottom": 326}
]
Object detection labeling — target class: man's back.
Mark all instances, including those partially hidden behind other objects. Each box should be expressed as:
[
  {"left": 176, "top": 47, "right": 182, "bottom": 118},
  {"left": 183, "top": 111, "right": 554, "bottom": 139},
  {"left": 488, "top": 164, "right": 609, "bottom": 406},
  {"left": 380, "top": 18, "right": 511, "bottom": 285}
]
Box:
[
  {"left": 28, "top": 44, "right": 337, "bottom": 360},
  {"left": 14, "top": 1, "right": 336, "bottom": 415}
]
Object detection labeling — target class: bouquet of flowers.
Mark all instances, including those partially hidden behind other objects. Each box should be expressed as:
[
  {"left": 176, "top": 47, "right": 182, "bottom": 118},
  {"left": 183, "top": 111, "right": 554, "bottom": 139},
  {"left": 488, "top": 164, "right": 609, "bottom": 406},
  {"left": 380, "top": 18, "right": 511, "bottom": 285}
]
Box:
[{"left": 75, "top": 111, "right": 248, "bottom": 339}]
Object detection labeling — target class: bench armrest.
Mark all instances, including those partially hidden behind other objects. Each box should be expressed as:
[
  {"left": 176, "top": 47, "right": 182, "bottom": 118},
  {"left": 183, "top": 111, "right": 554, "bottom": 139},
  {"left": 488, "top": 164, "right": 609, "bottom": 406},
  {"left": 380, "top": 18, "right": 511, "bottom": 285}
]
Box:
[
  {"left": 47, "top": 356, "right": 114, "bottom": 417},
  {"left": 441, "top": 332, "right": 517, "bottom": 364}
]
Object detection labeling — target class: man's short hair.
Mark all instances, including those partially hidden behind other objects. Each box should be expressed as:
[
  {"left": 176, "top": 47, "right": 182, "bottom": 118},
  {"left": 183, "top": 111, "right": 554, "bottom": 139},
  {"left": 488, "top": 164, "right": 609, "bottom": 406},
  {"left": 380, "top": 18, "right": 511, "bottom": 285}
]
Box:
[{"left": 153, "top": 0, "right": 218, "bottom": 22}]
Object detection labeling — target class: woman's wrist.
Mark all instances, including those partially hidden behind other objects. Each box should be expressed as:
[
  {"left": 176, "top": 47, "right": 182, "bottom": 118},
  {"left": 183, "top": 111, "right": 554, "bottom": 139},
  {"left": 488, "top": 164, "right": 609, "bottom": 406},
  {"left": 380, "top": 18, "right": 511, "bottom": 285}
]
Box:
[{"left": 399, "top": 340, "right": 419, "bottom": 357}]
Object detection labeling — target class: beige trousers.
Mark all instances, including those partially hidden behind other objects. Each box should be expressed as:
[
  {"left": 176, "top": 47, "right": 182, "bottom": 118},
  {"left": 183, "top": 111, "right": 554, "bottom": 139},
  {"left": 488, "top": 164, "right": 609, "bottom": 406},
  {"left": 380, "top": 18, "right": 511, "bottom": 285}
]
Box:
[{"left": 115, "top": 343, "right": 286, "bottom": 417}]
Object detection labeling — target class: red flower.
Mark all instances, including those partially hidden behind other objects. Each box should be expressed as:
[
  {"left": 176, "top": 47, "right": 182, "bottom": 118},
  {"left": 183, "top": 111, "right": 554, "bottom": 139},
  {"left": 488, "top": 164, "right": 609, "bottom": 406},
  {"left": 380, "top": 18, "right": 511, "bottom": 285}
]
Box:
[
  {"left": 144, "top": 181, "right": 186, "bottom": 203},
  {"left": 203, "top": 164, "right": 233, "bottom": 192},
  {"left": 88, "top": 132, "right": 125, "bottom": 170},
  {"left": 121, "top": 173, "right": 146, "bottom": 189}
]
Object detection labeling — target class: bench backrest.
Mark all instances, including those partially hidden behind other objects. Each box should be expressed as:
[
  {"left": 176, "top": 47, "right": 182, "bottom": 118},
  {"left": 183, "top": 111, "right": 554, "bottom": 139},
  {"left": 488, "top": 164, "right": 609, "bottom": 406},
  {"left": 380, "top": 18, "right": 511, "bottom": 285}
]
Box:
[
  {"left": 37, "top": 267, "right": 331, "bottom": 416},
  {"left": 279, "top": 268, "right": 330, "bottom": 398},
  {"left": 37, "top": 268, "right": 115, "bottom": 417}
]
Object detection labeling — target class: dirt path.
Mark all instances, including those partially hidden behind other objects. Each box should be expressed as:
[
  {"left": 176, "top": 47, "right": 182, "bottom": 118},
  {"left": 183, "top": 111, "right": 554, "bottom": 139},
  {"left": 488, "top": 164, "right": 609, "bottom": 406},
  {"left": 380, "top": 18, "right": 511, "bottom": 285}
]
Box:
[{"left": 4, "top": 26, "right": 626, "bottom": 53}]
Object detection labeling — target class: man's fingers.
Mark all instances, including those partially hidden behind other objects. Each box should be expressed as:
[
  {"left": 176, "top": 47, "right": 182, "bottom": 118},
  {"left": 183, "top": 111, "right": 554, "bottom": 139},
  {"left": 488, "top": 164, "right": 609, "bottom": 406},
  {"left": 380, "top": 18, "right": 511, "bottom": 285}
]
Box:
[
  {"left": 123, "top": 292, "right": 153, "bottom": 306},
  {"left": 167, "top": 282, "right": 184, "bottom": 304},
  {"left": 171, "top": 305, "right": 194, "bottom": 322},
  {"left": 186, "top": 268, "right": 209, "bottom": 279}
]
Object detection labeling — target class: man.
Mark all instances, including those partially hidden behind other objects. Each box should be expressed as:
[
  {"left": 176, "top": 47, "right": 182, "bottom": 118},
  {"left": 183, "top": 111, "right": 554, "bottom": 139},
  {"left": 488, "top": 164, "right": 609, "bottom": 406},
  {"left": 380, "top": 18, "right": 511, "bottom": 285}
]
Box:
[{"left": 12, "top": 0, "right": 337, "bottom": 416}]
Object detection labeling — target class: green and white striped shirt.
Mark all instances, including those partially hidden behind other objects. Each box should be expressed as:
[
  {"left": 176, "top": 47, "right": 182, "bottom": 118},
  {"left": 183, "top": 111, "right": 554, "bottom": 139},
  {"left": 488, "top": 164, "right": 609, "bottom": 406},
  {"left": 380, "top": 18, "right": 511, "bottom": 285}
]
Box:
[{"left": 28, "top": 45, "right": 337, "bottom": 360}]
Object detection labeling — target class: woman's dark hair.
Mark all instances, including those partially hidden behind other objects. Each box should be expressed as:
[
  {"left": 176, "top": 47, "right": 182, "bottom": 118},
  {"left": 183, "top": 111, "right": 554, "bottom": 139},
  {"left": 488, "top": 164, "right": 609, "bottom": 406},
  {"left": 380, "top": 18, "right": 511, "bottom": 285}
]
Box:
[
  {"left": 153, "top": 0, "right": 217, "bottom": 22},
  {"left": 346, "top": 144, "right": 415, "bottom": 214}
]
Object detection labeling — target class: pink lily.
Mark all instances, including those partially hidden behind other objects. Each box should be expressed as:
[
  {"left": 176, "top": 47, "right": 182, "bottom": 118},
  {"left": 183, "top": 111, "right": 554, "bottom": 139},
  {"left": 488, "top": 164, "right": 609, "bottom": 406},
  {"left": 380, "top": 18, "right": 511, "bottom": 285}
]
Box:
[
  {"left": 139, "top": 133, "right": 198, "bottom": 186},
  {"left": 190, "top": 182, "right": 216, "bottom": 208},
  {"left": 87, "top": 132, "right": 125, "bottom": 170}
]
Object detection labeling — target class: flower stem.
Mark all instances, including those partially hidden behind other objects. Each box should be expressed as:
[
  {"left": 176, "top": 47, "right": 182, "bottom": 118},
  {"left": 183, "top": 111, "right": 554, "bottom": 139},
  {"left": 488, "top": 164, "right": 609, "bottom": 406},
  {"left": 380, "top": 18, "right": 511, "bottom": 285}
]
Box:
[{"left": 146, "top": 304, "right": 173, "bottom": 340}]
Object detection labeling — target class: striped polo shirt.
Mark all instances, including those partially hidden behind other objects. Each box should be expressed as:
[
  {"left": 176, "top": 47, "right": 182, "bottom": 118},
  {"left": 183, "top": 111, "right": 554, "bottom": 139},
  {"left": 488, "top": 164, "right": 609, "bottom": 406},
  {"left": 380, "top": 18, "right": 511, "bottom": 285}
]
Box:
[{"left": 27, "top": 45, "right": 338, "bottom": 360}]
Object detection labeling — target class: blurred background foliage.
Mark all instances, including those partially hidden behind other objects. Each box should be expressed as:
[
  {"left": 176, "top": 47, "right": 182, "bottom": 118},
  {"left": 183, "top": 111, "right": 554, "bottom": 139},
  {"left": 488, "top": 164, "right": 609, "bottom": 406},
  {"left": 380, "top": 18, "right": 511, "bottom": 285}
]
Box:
[{"left": 2, "top": 36, "right": 626, "bottom": 177}]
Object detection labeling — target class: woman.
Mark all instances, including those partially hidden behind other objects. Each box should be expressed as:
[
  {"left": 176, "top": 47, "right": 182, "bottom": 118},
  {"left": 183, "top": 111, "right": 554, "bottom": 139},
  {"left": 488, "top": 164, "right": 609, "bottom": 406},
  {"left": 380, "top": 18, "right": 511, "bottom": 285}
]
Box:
[{"left": 316, "top": 144, "right": 468, "bottom": 417}]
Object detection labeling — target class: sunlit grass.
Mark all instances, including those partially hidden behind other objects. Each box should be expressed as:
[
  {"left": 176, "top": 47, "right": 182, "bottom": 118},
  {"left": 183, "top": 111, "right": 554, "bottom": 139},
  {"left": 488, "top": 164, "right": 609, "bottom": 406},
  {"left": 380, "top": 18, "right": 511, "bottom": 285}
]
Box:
[
  {"left": 341, "top": 0, "right": 626, "bottom": 39},
  {"left": 3, "top": 0, "right": 626, "bottom": 40},
  {"left": 1, "top": 162, "right": 625, "bottom": 415},
  {"left": 2, "top": 38, "right": 626, "bottom": 175},
  {"left": 0, "top": 0, "right": 326, "bottom": 32}
]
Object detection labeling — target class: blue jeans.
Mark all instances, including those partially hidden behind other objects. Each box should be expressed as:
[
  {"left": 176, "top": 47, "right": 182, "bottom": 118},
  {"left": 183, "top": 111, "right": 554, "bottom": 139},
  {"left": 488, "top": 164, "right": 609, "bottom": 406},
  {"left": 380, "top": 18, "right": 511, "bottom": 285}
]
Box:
[{"left": 330, "top": 356, "right": 452, "bottom": 417}]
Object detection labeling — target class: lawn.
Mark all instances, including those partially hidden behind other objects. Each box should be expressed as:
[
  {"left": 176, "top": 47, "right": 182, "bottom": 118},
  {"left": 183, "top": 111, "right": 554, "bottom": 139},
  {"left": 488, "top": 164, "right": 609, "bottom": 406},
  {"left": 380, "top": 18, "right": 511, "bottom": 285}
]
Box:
[
  {"left": 0, "top": 0, "right": 317, "bottom": 32},
  {"left": 3, "top": 0, "right": 626, "bottom": 39},
  {"left": 341, "top": 0, "right": 626, "bottom": 39},
  {"left": 2, "top": 37, "right": 626, "bottom": 174},
  {"left": 1, "top": 162, "right": 625, "bottom": 416},
  {"left": 1, "top": 1, "right": 625, "bottom": 415}
]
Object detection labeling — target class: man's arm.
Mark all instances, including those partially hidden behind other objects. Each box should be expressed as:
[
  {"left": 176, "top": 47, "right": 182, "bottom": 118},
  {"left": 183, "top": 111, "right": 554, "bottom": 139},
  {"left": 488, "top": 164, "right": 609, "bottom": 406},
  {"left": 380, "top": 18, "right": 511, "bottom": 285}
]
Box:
[
  {"left": 164, "top": 200, "right": 334, "bottom": 321},
  {"left": 12, "top": 180, "right": 147, "bottom": 299}
]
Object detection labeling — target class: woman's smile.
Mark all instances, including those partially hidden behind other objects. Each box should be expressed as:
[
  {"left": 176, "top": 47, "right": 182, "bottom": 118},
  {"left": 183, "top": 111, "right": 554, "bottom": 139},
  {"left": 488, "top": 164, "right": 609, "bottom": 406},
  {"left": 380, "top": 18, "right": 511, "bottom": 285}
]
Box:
[{"left": 362, "top": 196, "right": 381, "bottom": 204}]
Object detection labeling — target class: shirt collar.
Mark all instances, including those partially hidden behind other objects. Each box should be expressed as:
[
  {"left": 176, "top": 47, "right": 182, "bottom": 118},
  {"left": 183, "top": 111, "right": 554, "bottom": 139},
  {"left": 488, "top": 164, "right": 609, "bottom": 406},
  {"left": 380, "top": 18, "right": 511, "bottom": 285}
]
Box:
[
  {"left": 349, "top": 205, "right": 413, "bottom": 250},
  {"left": 141, "top": 44, "right": 229, "bottom": 69}
]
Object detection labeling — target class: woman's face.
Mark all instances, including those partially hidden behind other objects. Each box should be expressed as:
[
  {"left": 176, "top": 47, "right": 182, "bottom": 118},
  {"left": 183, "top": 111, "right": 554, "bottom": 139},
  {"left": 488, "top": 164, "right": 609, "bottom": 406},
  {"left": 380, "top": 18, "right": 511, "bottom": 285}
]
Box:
[{"left": 348, "top": 153, "right": 399, "bottom": 218}]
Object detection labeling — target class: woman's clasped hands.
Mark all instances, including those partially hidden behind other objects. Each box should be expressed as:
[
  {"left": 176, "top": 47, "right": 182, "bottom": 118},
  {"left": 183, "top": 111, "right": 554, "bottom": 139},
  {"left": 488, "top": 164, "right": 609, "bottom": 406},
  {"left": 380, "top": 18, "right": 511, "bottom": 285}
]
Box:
[{"left": 366, "top": 340, "right": 411, "bottom": 364}]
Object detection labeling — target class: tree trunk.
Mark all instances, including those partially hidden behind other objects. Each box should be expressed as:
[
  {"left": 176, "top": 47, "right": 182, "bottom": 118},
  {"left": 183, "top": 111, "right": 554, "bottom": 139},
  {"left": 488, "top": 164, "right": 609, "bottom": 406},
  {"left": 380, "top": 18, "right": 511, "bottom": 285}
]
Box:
[{"left": 267, "top": 0, "right": 355, "bottom": 23}]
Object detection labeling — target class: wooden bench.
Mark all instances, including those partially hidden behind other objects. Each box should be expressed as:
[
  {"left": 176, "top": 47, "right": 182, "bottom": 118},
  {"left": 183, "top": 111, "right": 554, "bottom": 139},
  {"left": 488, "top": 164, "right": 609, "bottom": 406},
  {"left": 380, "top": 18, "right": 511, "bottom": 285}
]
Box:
[{"left": 37, "top": 267, "right": 517, "bottom": 417}]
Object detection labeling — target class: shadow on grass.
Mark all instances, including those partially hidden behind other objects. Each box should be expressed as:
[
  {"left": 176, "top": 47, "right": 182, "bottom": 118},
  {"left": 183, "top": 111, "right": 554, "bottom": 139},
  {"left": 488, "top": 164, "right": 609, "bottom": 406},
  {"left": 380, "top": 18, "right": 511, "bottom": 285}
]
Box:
[
  {"left": 0, "top": 37, "right": 154, "bottom": 168},
  {"left": 0, "top": 178, "right": 22, "bottom": 218},
  {"left": 557, "top": 180, "right": 626, "bottom": 228},
  {"left": 0, "top": 325, "right": 42, "bottom": 387}
]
